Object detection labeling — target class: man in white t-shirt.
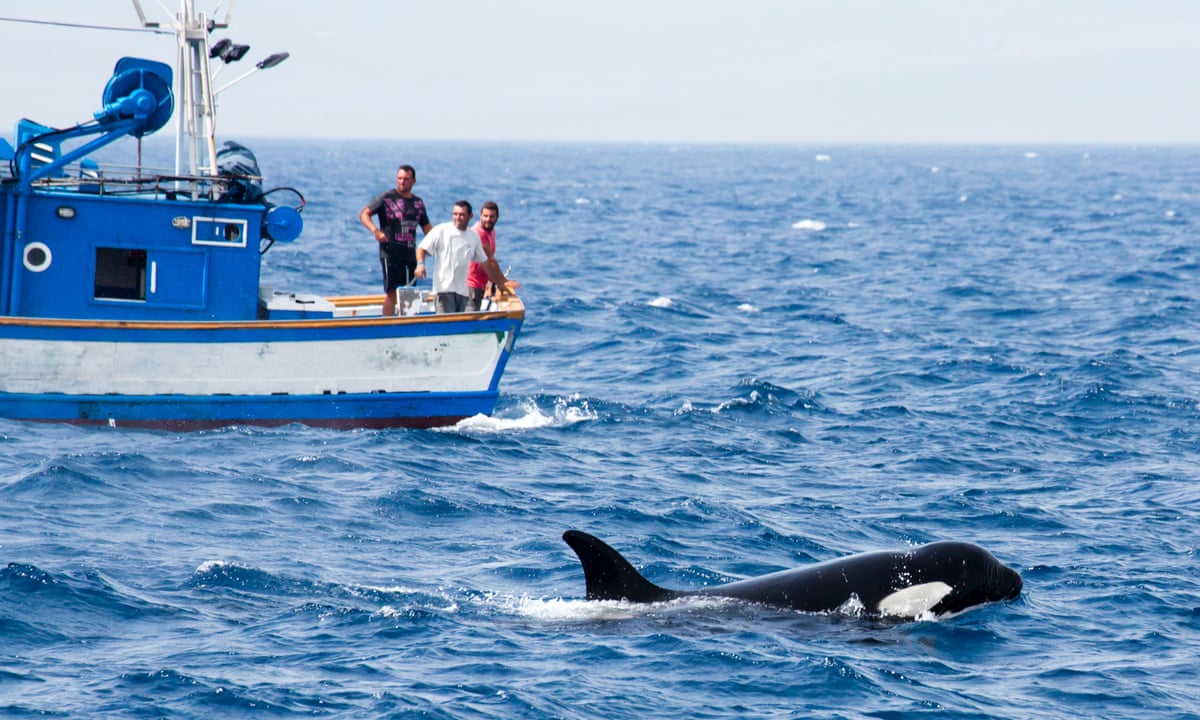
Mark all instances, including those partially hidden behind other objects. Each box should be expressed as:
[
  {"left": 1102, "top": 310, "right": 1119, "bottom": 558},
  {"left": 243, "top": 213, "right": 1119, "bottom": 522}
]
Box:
[{"left": 414, "top": 200, "right": 512, "bottom": 313}]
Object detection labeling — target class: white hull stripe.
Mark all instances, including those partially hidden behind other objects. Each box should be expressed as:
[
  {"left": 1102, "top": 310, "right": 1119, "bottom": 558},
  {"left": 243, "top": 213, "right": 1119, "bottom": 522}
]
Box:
[{"left": 0, "top": 331, "right": 512, "bottom": 395}]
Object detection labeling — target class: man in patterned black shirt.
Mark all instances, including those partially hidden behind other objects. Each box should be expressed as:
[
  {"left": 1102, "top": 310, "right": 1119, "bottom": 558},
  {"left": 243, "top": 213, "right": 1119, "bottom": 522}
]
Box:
[{"left": 358, "top": 164, "right": 432, "bottom": 316}]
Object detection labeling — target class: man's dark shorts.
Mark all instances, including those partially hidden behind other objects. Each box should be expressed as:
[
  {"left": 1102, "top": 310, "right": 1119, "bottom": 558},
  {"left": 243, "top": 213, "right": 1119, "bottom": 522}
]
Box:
[{"left": 380, "top": 243, "right": 417, "bottom": 292}]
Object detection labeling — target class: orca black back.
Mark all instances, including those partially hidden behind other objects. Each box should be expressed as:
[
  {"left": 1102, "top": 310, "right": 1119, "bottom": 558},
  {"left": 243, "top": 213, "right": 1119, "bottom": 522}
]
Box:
[{"left": 563, "top": 530, "right": 1022, "bottom": 618}]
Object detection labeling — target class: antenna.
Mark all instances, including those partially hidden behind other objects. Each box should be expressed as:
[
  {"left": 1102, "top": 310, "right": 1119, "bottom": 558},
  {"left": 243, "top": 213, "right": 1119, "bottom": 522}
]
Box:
[
  {"left": 214, "top": 0, "right": 235, "bottom": 29},
  {"left": 129, "top": 0, "right": 159, "bottom": 28}
]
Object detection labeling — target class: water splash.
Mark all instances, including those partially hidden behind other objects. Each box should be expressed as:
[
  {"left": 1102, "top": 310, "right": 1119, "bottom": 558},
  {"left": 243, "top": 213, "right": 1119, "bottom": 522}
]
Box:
[
  {"left": 448, "top": 396, "right": 598, "bottom": 433},
  {"left": 504, "top": 594, "right": 736, "bottom": 622}
]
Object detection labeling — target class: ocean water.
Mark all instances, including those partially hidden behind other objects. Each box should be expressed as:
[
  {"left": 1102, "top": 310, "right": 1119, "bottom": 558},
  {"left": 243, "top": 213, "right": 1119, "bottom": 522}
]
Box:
[{"left": 2, "top": 142, "right": 1199, "bottom": 719}]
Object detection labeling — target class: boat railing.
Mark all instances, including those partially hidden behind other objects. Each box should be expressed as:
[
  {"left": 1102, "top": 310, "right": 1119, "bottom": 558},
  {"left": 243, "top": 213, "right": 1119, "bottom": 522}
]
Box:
[{"left": 6, "top": 159, "right": 256, "bottom": 202}]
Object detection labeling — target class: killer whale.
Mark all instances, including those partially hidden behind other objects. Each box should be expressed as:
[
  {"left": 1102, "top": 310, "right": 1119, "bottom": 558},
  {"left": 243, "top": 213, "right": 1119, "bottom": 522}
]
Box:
[{"left": 562, "top": 530, "right": 1022, "bottom": 619}]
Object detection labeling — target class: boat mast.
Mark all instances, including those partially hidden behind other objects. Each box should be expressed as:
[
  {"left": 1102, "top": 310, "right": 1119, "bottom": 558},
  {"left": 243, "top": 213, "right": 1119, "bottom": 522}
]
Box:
[{"left": 131, "top": 0, "right": 232, "bottom": 179}]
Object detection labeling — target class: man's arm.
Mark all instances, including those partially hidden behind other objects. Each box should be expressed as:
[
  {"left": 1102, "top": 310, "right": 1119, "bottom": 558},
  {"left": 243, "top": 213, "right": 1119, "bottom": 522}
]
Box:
[
  {"left": 414, "top": 228, "right": 439, "bottom": 279},
  {"left": 414, "top": 246, "right": 429, "bottom": 279},
  {"left": 358, "top": 207, "right": 387, "bottom": 244},
  {"left": 481, "top": 258, "right": 518, "bottom": 294}
]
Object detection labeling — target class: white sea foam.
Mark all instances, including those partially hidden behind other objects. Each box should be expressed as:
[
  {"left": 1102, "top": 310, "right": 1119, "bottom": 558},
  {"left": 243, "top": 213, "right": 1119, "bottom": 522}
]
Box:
[
  {"left": 649, "top": 296, "right": 673, "bottom": 308},
  {"left": 452, "top": 411, "right": 552, "bottom": 433},
  {"left": 737, "top": 303, "right": 759, "bottom": 313},
  {"left": 514, "top": 597, "right": 644, "bottom": 621},
  {"left": 506, "top": 594, "right": 733, "bottom": 622},
  {"left": 574, "top": 198, "right": 590, "bottom": 205},
  {"left": 347, "top": 583, "right": 421, "bottom": 596},
  {"left": 1024, "top": 151, "right": 1038, "bottom": 159},
  {"left": 791, "top": 219, "right": 826, "bottom": 232},
  {"left": 378, "top": 600, "right": 460, "bottom": 618},
  {"left": 815, "top": 154, "right": 831, "bottom": 162},
  {"left": 677, "top": 388, "right": 769, "bottom": 416},
  {"left": 835, "top": 594, "right": 867, "bottom": 617},
  {"left": 714, "top": 390, "right": 762, "bottom": 413},
  {"left": 195, "top": 560, "right": 236, "bottom": 574},
  {"left": 448, "top": 396, "right": 598, "bottom": 433}
]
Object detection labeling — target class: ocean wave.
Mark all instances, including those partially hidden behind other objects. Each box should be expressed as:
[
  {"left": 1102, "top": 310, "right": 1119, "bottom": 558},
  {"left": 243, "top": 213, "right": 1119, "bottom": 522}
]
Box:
[
  {"left": 675, "top": 378, "right": 821, "bottom": 417},
  {"left": 188, "top": 561, "right": 461, "bottom": 619},
  {"left": 6, "top": 142, "right": 1200, "bottom": 719}
]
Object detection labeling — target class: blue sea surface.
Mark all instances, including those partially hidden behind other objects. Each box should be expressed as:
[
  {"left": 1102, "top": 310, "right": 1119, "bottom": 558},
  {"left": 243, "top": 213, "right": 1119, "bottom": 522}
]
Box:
[{"left": 2, "top": 142, "right": 1199, "bottom": 718}]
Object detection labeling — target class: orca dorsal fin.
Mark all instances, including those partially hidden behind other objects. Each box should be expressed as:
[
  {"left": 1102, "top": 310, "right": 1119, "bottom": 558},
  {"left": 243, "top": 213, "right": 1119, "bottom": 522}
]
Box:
[{"left": 563, "top": 530, "right": 678, "bottom": 603}]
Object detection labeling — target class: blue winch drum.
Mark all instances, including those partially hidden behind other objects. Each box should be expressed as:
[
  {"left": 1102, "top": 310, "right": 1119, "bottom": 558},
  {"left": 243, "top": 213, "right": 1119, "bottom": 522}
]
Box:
[
  {"left": 264, "top": 205, "right": 302, "bottom": 243},
  {"left": 98, "top": 57, "right": 174, "bottom": 137}
]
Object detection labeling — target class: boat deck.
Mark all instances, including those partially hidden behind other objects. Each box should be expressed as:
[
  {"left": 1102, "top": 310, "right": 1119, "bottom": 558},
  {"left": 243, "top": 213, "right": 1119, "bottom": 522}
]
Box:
[{"left": 261, "top": 289, "right": 525, "bottom": 321}]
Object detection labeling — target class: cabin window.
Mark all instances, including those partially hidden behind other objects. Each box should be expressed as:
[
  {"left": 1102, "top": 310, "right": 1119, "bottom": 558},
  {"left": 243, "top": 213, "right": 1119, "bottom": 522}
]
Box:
[
  {"left": 192, "top": 217, "right": 248, "bottom": 247},
  {"left": 94, "top": 247, "right": 147, "bottom": 300}
]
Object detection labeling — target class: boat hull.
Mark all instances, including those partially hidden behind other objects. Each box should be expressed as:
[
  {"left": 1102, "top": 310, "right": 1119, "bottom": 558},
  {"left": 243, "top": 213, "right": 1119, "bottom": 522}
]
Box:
[
  {"left": 0, "top": 390, "right": 498, "bottom": 430},
  {"left": 0, "top": 310, "right": 522, "bottom": 429}
]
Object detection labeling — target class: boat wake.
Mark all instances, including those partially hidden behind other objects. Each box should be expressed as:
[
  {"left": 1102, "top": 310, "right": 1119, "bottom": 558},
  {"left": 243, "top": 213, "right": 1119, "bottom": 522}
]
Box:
[{"left": 446, "top": 395, "right": 599, "bottom": 433}]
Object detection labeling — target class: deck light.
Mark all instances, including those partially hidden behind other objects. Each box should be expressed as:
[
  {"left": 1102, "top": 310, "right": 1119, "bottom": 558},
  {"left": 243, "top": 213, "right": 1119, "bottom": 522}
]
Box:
[
  {"left": 256, "top": 52, "right": 289, "bottom": 70},
  {"left": 214, "top": 52, "right": 290, "bottom": 96},
  {"left": 210, "top": 38, "right": 251, "bottom": 63}
]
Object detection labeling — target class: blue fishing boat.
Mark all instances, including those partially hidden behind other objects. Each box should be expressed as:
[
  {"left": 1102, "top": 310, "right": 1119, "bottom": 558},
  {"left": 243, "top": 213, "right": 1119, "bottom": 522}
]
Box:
[{"left": 0, "top": 1, "right": 523, "bottom": 429}]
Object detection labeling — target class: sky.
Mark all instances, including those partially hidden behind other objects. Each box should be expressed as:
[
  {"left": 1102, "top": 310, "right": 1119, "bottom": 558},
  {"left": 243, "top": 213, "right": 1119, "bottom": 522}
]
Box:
[{"left": 1, "top": 0, "right": 1198, "bottom": 144}]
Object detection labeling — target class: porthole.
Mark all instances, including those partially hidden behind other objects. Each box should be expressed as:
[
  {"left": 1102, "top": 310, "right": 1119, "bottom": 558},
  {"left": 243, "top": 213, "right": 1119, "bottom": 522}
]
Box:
[{"left": 23, "top": 242, "right": 52, "bottom": 272}]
